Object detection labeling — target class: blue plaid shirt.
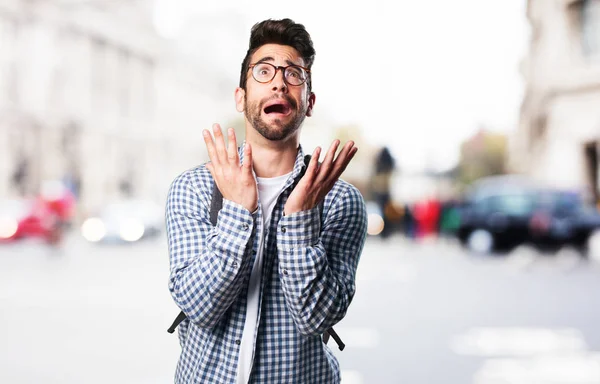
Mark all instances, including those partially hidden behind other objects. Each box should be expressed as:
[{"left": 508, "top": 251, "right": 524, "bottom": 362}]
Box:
[{"left": 165, "top": 146, "right": 368, "bottom": 383}]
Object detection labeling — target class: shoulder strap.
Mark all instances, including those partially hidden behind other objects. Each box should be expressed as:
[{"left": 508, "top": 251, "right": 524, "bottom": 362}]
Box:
[{"left": 166, "top": 311, "right": 186, "bottom": 334}]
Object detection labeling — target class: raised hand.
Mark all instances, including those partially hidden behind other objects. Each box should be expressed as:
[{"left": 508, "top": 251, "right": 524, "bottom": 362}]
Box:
[
  {"left": 284, "top": 140, "right": 358, "bottom": 216},
  {"left": 203, "top": 124, "right": 258, "bottom": 213}
]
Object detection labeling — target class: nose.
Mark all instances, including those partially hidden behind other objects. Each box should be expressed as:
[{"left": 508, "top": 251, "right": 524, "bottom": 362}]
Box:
[{"left": 271, "top": 67, "right": 288, "bottom": 93}]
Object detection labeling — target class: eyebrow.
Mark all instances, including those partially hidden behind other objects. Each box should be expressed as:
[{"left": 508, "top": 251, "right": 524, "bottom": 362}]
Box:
[{"left": 254, "top": 56, "right": 302, "bottom": 67}]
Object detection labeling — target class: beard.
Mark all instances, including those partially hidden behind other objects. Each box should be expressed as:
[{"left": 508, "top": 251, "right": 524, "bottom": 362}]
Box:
[{"left": 245, "top": 94, "right": 308, "bottom": 141}]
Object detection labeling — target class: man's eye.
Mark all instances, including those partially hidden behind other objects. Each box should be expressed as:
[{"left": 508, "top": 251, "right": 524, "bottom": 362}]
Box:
[
  {"left": 255, "top": 65, "right": 273, "bottom": 77},
  {"left": 286, "top": 67, "right": 305, "bottom": 80}
]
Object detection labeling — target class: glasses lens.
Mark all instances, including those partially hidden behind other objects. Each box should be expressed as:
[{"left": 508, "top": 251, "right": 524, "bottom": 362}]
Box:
[
  {"left": 252, "top": 63, "right": 275, "bottom": 83},
  {"left": 284, "top": 66, "right": 307, "bottom": 86}
]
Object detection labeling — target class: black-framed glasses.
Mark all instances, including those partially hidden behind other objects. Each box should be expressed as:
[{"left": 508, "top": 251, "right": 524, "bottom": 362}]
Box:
[{"left": 249, "top": 62, "right": 310, "bottom": 86}]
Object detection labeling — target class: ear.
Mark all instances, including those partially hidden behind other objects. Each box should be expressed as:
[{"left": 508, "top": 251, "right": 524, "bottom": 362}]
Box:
[
  {"left": 235, "top": 87, "right": 245, "bottom": 113},
  {"left": 306, "top": 92, "right": 316, "bottom": 117}
]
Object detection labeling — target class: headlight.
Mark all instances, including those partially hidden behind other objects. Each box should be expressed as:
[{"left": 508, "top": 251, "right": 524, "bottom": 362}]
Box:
[
  {"left": 0, "top": 217, "right": 18, "bottom": 239},
  {"left": 367, "top": 213, "right": 385, "bottom": 236},
  {"left": 81, "top": 218, "right": 106, "bottom": 242},
  {"left": 119, "top": 219, "right": 145, "bottom": 242}
]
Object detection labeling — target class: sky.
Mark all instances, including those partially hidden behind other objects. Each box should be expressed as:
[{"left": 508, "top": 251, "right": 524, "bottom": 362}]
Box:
[{"left": 154, "top": 0, "right": 529, "bottom": 173}]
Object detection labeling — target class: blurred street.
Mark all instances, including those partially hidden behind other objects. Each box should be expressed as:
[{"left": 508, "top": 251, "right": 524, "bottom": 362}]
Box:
[{"left": 2, "top": 233, "right": 600, "bottom": 384}]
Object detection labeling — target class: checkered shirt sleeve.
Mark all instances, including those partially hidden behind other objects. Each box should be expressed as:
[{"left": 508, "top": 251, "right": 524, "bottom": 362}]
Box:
[
  {"left": 277, "top": 183, "right": 368, "bottom": 335},
  {"left": 165, "top": 167, "right": 257, "bottom": 328}
]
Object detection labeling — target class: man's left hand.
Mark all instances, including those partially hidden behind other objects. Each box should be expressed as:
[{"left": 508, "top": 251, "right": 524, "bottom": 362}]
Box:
[{"left": 284, "top": 140, "right": 358, "bottom": 216}]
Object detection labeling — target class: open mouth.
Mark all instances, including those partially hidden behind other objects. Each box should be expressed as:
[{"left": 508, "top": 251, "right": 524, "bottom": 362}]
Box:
[{"left": 263, "top": 100, "right": 292, "bottom": 116}]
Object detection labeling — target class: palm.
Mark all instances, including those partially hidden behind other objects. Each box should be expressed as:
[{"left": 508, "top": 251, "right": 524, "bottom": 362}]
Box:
[
  {"left": 284, "top": 140, "right": 358, "bottom": 215},
  {"left": 203, "top": 124, "right": 258, "bottom": 212}
]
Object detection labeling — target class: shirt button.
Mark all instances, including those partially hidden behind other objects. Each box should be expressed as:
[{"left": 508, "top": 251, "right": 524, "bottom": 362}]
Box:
[
  {"left": 283, "top": 269, "right": 288, "bottom": 276},
  {"left": 281, "top": 226, "right": 287, "bottom": 233},
  {"left": 235, "top": 340, "right": 241, "bottom": 345},
  {"left": 232, "top": 261, "right": 238, "bottom": 268},
  {"left": 241, "top": 223, "right": 249, "bottom": 231}
]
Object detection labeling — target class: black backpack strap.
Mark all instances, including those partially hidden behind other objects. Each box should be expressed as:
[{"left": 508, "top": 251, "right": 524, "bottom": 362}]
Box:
[
  {"left": 323, "top": 328, "right": 345, "bottom": 351},
  {"left": 167, "top": 310, "right": 187, "bottom": 334},
  {"left": 302, "top": 154, "right": 311, "bottom": 172}
]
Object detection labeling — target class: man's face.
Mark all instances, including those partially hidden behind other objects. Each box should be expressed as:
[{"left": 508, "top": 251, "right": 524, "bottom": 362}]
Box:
[{"left": 235, "top": 44, "right": 315, "bottom": 141}]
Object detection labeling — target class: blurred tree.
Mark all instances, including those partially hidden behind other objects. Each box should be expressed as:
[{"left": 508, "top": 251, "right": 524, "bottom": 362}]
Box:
[{"left": 458, "top": 127, "right": 507, "bottom": 185}]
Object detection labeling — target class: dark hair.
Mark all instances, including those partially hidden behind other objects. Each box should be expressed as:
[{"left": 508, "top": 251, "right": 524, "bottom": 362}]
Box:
[{"left": 239, "top": 18, "right": 315, "bottom": 91}]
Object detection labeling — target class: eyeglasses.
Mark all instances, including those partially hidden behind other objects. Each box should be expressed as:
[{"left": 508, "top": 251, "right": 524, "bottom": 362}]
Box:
[{"left": 248, "top": 62, "right": 310, "bottom": 86}]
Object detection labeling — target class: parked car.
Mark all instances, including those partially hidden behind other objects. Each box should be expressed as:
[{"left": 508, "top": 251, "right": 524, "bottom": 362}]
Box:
[
  {"left": 456, "top": 175, "right": 600, "bottom": 255},
  {"left": 0, "top": 198, "right": 62, "bottom": 243},
  {"left": 528, "top": 189, "right": 600, "bottom": 250},
  {"left": 81, "top": 199, "right": 163, "bottom": 244}
]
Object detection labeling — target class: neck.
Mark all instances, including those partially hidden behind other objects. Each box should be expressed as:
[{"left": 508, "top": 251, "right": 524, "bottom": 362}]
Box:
[{"left": 245, "top": 130, "right": 299, "bottom": 178}]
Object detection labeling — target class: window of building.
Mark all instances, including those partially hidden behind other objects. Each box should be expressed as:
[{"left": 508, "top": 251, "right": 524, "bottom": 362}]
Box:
[{"left": 581, "top": 0, "right": 600, "bottom": 61}]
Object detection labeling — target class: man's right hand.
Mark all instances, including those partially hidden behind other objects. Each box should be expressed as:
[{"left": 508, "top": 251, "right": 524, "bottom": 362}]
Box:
[{"left": 204, "top": 124, "right": 258, "bottom": 213}]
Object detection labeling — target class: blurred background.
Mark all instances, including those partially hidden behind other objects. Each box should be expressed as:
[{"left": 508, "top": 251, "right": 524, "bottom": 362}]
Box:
[{"left": 2, "top": 0, "right": 600, "bottom": 383}]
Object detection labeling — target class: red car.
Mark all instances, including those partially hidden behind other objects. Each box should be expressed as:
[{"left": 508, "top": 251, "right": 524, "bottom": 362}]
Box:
[{"left": 0, "top": 197, "right": 70, "bottom": 244}]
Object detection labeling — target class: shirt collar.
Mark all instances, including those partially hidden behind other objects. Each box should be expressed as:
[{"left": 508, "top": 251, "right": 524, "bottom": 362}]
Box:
[{"left": 237, "top": 144, "right": 306, "bottom": 183}]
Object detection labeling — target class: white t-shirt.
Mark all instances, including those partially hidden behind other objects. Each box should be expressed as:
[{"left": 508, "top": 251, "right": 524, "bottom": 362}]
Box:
[{"left": 236, "top": 171, "right": 291, "bottom": 384}]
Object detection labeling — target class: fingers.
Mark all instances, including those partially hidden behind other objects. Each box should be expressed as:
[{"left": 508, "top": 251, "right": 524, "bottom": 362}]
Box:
[
  {"left": 304, "top": 146, "right": 321, "bottom": 182},
  {"left": 336, "top": 145, "right": 358, "bottom": 176},
  {"left": 242, "top": 142, "right": 253, "bottom": 178},
  {"left": 212, "top": 123, "right": 227, "bottom": 164},
  {"left": 323, "top": 140, "right": 340, "bottom": 167},
  {"left": 315, "top": 140, "right": 340, "bottom": 181},
  {"left": 204, "top": 124, "right": 243, "bottom": 169},
  {"left": 227, "top": 128, "right": 240, "bottom": 165},
  {"left": 316, "top": 140, "right": 357, "bottom": 183},
  {"left": 332, "top": 141, "right": 356, "bottom": 172},
  {"left": 203, "top": 129, "right": 220, "bottom": 167}
]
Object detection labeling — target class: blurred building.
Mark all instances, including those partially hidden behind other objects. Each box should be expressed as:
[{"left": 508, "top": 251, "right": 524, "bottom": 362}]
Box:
[
  {"left": 511, "top": 0, "right": 600, "bottom": 202},
  {"left": 0, "top": 0, "right": 232, "bottom": 214}
]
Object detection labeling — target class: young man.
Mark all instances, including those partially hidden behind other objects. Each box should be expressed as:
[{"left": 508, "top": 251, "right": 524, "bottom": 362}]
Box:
[{"left": 165, "top": 18, "right": 368, "bottom": 383}]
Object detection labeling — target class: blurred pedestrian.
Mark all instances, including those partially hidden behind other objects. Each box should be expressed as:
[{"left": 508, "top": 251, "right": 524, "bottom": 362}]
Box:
[
  {"left": 369, "top": 146, "right": 396, "bottom": 238},
  {"left": 403, "top": 202, "right": 416, "bottom": 239},
  {"left": 413, "top": 197, "right": 441, "bottom": 239},
  {"left": 165, "top": 19, "right": 368, "bottom": 384},
  {"left": 438, "top": 199, "right": 461, "bottom": 238}
]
